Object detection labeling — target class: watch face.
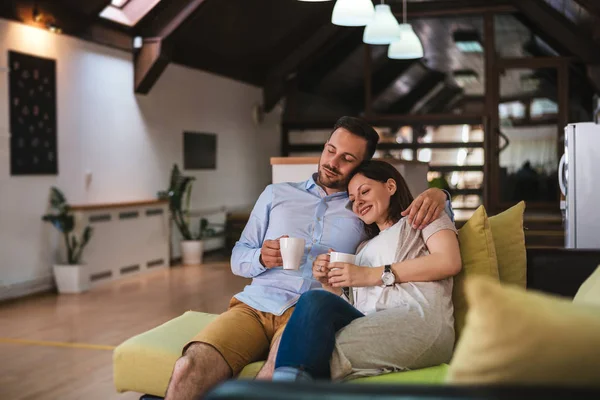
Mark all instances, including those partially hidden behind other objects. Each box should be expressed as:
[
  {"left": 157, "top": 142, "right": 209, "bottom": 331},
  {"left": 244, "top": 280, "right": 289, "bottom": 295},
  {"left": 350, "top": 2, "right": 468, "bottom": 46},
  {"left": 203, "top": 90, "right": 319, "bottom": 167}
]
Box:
[{"left": 382, "top": 272, "right": 395, "bottom": 286}]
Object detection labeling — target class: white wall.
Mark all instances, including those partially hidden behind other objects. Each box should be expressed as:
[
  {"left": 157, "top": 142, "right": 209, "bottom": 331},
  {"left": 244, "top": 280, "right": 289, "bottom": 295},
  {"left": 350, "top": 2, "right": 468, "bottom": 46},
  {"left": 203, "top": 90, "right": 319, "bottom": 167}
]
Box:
[{"left": 0, "top": 18, "right": 281, "bottom": 299}]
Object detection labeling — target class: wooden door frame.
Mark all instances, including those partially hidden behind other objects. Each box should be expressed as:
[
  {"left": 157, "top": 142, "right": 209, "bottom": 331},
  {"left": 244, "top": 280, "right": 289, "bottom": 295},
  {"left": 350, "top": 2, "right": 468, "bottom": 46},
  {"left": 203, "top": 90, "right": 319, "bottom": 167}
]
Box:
[{"left": 485, "top": 12, "right": 570, "bottom": 213}]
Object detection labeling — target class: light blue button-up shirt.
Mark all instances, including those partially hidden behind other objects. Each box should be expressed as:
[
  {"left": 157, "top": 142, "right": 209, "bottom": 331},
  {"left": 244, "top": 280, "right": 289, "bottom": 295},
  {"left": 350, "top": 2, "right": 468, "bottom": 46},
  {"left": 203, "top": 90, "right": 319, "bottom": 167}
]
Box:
[
  {"left": 231, "top": 174, "right": 368, "bottom": 315},
  {"left": 231, "top": 174, "right": 454, "bottom": 316}
]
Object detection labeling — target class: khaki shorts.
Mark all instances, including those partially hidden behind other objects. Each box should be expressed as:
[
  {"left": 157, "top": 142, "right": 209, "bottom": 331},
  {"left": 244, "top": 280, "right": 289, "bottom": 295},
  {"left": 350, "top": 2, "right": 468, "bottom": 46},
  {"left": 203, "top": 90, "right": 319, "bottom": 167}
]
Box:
[{"left": 184, "top": 297, "right": 294, "bottom": 375}]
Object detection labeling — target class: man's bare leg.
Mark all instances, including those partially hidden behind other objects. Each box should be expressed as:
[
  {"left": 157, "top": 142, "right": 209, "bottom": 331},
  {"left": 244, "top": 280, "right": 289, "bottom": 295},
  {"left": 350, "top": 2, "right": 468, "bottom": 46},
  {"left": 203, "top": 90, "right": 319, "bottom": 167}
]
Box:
[
  {"left": 255, "top": 335, "right": 281, "bottom": 380},
  {"left": 165, "top": 342, "right": 232, "bottom": 400}
]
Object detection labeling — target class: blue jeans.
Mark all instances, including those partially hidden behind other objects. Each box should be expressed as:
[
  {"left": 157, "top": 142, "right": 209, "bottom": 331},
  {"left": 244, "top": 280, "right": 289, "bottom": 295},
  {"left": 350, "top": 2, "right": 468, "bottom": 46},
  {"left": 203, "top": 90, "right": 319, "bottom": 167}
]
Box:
[{"left": 274, "top": 290, "right": 364, "bottom": 380}]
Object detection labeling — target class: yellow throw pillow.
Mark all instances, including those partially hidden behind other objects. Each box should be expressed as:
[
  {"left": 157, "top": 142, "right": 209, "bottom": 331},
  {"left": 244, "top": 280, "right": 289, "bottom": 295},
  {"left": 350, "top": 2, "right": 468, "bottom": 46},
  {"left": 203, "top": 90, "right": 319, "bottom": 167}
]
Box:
[
  {"left": 454, "top": 206, "right": 499, "bottom": 341},
  {"left": 574, "top": 266, "right": 600, "bottom": 307},
  {"left": 448, "top": 277, "right": 600, "bottom": 387},
  {"left": 489, "top": 201, "right": 526, "bottom": 288}
]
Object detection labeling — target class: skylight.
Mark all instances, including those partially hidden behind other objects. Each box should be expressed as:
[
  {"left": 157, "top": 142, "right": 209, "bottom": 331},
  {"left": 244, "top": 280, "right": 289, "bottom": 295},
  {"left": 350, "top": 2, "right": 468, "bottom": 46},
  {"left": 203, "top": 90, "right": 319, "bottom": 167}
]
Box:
[
  {"left": 111, "top": 0, "right": 131, "bottom": 9},
  {"left": 453, "top": 30, "right": 484, "bottom": 53},
  {"left": 100, "top": 0, "right": 161, "bottom": 27}
]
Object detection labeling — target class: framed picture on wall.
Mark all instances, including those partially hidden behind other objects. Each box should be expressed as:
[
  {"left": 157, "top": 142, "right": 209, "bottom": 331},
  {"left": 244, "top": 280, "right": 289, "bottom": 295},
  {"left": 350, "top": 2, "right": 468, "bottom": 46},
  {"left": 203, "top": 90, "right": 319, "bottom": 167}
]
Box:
[
  {"left": 183, "top": 132, "right": 217, "bottom": 170},
  {"left": 9, "top": 50, "right": 58, "bottom": 175}
]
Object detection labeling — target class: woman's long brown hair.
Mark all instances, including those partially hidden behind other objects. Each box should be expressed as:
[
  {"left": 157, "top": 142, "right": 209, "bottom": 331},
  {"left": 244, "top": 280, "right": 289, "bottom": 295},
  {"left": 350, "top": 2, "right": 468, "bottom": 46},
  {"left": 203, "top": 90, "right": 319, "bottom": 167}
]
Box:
[{"left": 349, "top": 160, "right": 414, "bottom": 239}]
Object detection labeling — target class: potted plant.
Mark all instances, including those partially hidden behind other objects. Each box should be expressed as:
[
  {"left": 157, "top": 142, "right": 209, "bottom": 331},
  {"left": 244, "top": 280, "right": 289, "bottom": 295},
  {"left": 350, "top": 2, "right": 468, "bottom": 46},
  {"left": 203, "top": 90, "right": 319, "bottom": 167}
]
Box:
[
  {"left": 159, "top": 164, "right": 216, "bottom": 265},
  {"left": 42, "top": 187, "right": 93, "bottom": 294}
]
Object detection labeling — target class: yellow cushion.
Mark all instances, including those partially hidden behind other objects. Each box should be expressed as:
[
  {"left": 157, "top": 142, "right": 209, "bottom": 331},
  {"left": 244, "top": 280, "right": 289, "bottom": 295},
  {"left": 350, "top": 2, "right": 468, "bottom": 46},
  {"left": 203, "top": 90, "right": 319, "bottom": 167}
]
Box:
[
  {"left": 489, "top": 201, "right": 526, "bottom": 288},
  {"left": 447, "top": 277, "right": 600, "bottom": 386},
  {"left": 454, "top": 206, "right": 499, "bottom": 341},
  {"left": 113, "top": 311, "right": 218, "bottom": 397},
  {"left": 574, "top": 266, "right": 600, "bottom": 307}
]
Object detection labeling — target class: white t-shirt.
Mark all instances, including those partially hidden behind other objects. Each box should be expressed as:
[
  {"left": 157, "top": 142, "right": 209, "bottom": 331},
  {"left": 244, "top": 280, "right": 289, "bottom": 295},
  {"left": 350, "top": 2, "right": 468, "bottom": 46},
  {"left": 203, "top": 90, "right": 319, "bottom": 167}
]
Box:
[{"left": 352, "top": 214, "right": 457, "bottom": 315}]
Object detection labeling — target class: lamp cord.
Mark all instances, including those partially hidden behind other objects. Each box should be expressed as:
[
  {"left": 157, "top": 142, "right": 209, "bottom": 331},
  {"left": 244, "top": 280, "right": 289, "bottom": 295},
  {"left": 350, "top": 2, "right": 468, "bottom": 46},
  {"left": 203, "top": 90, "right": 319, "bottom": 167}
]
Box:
[{"left": 403, "top": 0, "right": 407, "bottom": 24}]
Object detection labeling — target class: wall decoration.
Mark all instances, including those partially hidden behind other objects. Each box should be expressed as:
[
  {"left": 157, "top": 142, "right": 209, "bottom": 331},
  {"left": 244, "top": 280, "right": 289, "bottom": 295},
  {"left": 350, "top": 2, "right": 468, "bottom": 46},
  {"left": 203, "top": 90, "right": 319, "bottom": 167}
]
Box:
[
  {"left": 183, "top": 132, "right": 217, "bottom": 170},
  {"left": 9, "top": 51, "right": 57, "bottom": 175}
]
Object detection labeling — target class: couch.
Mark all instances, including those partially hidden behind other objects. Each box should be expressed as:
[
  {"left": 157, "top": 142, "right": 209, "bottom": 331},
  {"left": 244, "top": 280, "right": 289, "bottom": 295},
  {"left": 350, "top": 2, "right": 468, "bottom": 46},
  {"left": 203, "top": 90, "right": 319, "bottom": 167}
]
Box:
[{"left": 113, "top": 203, "right": 600, "bottom": 398}]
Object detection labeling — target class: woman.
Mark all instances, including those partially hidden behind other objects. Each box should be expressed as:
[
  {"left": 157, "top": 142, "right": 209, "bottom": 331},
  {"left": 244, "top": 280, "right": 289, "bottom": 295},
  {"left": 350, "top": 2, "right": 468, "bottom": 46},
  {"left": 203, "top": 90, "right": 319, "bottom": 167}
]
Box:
[{"left": 271, "top": 160, "right": 462, "bottom": 382}]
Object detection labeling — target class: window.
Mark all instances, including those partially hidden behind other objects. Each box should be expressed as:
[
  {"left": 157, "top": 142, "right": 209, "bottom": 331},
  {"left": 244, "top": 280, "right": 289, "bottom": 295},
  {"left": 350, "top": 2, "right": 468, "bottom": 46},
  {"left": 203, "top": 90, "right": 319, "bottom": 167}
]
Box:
[
  {"left": 530, "top": 98, "right": 558, "bottom": 118},
  {"left": 111, "top": 0, "right": 131, "bottom": 9},
  {"left": 100, "top": 0, "right": 161, "bottom": 27}
]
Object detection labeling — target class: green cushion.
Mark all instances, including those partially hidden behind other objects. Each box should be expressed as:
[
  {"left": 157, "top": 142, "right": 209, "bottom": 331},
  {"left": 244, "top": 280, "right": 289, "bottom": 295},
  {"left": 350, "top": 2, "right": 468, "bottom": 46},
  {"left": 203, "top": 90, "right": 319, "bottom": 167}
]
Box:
[
  {"left": 350, "top": 364, "right": 449, "bottom": 384},
  {"left": 114, "top": 312, "right": 449, "bottom": 397},
  {"left": 114, "top": 311, "right": 219, "bottom": 397}
]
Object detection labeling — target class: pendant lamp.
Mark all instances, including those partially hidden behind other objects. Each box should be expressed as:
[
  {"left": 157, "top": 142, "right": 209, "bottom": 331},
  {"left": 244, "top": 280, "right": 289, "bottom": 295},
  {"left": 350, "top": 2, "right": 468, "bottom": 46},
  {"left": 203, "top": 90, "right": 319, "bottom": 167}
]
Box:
[
  {"left": 387, "top": 0, "right": 424, "bottom": 59},
  {"left": 331, "top": 0, "right": 375, "bottom": 27},
  {"left": 363, "top": 3, "right": 401, "bottom": 45}
]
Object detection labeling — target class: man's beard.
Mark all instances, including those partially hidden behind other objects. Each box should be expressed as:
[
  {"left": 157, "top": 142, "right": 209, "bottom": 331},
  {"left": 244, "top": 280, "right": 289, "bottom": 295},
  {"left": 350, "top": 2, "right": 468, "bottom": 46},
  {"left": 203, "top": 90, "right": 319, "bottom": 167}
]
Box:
[{"left": 317, "top": 164, "right": 346, "bottom": 189}]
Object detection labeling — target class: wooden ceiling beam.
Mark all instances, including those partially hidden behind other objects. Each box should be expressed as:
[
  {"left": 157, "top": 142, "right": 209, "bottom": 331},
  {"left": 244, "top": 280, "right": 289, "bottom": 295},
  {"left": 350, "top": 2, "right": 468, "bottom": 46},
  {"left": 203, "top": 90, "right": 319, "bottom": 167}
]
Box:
[
  {"left": 390, "top": 0, "right": 515, "bottom": 18},
  {"left": 369, "top": 62, "right": 428, "bottom": 112},
  {"left": 263, "top": 23, "right": 343, "bottom": 113},
  {"left": 371, "top": 60, "right": 416, "bottom": 99},
  {"left": 423, "top": 86, "right": 464, "bottom": 114},
  {"left": 380, "top": 70, "right": 446, "bottom": 114},
  {"left": 572, "top": 0, "right": 600, "bottom": 19},
  {"left": 282, "top": 113, "right": 485, "bottom": 130},
  {"left": 134, "top": 0, "right": 208, "bottom": 94},
  {"left": 134, "top": 38, "right": 170, "bottom": 95},
  {"left": 298, "top": 29, "right": 363, "bottom": 93},
  {"left": 511, "top": 0, "right": 600, "bottom": 64}
]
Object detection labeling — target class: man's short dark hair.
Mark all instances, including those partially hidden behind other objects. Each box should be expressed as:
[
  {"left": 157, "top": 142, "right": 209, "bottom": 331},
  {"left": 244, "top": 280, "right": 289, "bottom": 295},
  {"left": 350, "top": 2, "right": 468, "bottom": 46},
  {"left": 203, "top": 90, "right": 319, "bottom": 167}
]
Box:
[{"left": 330, "top": 116, "right": 379, "bottom": 161}]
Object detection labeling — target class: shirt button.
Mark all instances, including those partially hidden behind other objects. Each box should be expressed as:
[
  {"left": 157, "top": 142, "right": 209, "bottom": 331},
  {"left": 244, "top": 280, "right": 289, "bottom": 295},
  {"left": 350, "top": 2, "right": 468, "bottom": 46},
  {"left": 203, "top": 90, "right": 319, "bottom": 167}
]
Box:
[
  {"left": 312, "top": 239, "right": 317, "bottom": 243},
  {"left": 317, "top": 217, "right": 321, "bottom": 221}
]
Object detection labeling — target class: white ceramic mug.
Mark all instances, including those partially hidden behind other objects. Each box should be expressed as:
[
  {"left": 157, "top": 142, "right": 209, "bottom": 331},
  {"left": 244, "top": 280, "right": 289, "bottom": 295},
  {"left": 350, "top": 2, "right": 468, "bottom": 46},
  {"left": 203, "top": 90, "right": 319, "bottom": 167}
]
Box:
[
  {"left": 329, "top": 251, "right": 356, "bottom": 266},
  {"left": 279, "top": 237, "right": 305, "bottom": 270}
]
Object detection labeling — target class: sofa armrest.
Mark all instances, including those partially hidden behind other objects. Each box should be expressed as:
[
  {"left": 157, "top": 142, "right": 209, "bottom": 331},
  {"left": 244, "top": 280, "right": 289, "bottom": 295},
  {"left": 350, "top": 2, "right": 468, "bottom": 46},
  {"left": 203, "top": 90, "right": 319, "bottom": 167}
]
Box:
[
  {"left": 526, "top": 248, "right": 600, "bottom": 297},
  {"left": 205, "top": 380, "right": 600, "bottom": 400}
]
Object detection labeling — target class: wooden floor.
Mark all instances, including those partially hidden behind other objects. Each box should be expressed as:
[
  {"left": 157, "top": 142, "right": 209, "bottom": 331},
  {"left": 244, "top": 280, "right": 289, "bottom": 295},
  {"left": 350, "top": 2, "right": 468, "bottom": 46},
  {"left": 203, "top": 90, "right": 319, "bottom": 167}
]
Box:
[{"left": 0, "top": 254, "right": 249, "bottom": 400}]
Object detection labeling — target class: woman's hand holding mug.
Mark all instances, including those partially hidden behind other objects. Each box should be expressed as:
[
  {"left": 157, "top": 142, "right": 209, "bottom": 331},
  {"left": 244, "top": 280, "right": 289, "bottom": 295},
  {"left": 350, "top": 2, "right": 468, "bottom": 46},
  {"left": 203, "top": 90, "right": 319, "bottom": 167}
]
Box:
[
  {"left": 312, "top": 249, "right": 342, "bottom": 295},
  {"left": 328, "top": 262, "right": 379, "bottom": 288}
]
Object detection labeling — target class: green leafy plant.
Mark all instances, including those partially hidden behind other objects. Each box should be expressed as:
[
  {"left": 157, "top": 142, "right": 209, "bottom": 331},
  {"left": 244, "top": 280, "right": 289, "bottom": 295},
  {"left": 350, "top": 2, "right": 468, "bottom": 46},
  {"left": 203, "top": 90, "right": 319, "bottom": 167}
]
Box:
[
  {"left": 41, "top": 187, "right": 93, "bottom": 265},
  {"left": 158, "top": 164, "right": 217, "bottom": 241}
]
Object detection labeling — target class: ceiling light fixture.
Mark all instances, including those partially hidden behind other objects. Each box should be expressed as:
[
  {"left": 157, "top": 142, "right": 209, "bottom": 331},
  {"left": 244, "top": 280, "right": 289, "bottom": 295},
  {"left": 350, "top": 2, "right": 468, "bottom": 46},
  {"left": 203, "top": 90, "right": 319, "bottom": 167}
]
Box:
[
  {"left": 388, "top": 0, "right": 423, "bottom": 59},
  {"left": 331, "top": 0, "right": 375, "bottom": 27},
  {"left": 363, "top": 2, "right": 401, "bottom": 45}
]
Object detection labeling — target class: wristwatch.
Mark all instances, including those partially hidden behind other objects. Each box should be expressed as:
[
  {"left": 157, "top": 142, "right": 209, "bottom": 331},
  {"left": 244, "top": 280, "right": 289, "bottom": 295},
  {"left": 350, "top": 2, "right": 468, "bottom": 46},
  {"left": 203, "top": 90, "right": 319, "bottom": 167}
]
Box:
[{"left": 381, "top": 264, "right": 395, "bottom": 286}]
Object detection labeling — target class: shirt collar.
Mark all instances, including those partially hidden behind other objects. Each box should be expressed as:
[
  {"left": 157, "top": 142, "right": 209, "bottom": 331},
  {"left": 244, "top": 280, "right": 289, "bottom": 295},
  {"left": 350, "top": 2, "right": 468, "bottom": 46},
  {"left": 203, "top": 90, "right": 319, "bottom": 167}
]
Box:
[
  {"left": 305, "top": 173, "right": 318, "bottom": 190},
  {"left": 307, "top": 173, "right": 349, "bottom": 200}
]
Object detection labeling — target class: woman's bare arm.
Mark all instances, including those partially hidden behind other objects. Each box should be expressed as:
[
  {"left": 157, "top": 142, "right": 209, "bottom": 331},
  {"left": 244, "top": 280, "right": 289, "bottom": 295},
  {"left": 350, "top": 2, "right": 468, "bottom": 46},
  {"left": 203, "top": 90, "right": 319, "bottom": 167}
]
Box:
[{"left": 388, "top": 229, "right": 461, "bottom": 283}]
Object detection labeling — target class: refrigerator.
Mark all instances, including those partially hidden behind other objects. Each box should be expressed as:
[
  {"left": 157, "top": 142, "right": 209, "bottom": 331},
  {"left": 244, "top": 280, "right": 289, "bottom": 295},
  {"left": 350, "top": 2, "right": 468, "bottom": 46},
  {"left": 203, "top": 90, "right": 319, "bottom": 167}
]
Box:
[{"left": 560, "top": 122, "right": 600, "bottom": 249}]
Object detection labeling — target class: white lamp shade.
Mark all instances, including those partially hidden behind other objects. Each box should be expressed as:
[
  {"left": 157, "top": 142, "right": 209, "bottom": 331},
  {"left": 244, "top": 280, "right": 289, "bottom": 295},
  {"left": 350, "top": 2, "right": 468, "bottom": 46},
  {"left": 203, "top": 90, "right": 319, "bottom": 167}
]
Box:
[
  {"left": 388, "top": 24, "right": 424, "bottom": 59},
  {"left": 363, "top": 4, "right": 401, "bottom": 45},
  {"left": 331, "top": 0, "right": 375, "bottom": 27}
]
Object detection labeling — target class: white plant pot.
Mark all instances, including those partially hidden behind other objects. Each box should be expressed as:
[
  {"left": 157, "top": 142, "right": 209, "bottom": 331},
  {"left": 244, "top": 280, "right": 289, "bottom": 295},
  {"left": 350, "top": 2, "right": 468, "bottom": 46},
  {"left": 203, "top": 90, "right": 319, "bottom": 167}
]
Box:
[
  {"left": 53, "top": 264, "right": 90, "bottom": 294},
  {"left": 181, "top": 240, "right": 204, "bottom": 265}
]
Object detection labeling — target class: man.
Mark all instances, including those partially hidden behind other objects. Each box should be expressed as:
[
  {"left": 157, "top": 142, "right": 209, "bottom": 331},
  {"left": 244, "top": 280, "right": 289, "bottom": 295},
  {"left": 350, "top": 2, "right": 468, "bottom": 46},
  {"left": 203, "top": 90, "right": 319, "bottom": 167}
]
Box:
[{"left": 165, "top": 117, "right": 451, "bottom": 400}]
